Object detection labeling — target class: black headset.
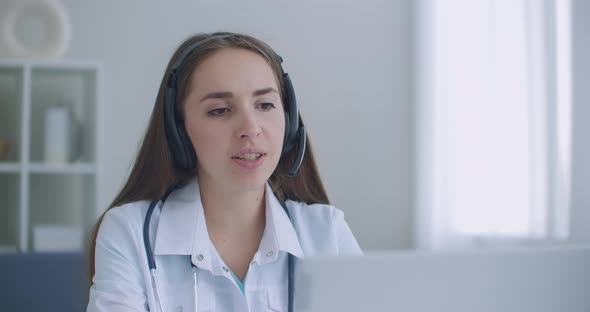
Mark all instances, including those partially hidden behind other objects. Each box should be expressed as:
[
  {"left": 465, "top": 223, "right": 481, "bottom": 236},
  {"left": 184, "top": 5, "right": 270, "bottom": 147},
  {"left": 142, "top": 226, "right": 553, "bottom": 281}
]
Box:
[{"left": 163, "top": 35, "right": 306, "bottom": 177}]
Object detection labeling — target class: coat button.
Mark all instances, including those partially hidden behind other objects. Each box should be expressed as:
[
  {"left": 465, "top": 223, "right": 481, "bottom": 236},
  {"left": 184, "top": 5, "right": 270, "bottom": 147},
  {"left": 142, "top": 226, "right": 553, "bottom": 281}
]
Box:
[
  {"left": 266, "top": 251, "right": 274, "bottom": 257},
  {"left": 222, "top": 266, "right": 229, "bottom": 273},
  {"left": 197, "top": 254, "right": 204, "bottom": 261},
  {"left": 176, "top": 306, "right": 183, "bottom": 312}
]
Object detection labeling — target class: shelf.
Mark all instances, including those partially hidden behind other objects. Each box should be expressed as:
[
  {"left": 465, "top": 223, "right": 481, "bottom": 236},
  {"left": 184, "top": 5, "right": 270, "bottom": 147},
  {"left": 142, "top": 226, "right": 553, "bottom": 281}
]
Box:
[
  {"left": 30, "top": 68, "right": 97, "bottom": 163},
  {"left": 0, "top": 59, "right": 99, "bottom": 70},
  {"left": 29, "top": 174, "right": 95, "bottom": 250},
  {"left": 0, "top": 163, "right": 95, "bottom": 174},
  {"left": 0, "top": 61, "right": 100, "bottom": 252},
  {"left": 0, "top": 246, "right": 18, "bottom": 253},
  {"left": 0, "top": 66, "right": 23, "bottom": 162},
  {"left": 0, "top": 174, "right": 19, "bottom": 248},
  {"left": 28, "top": 162, "right": 96, "bottom": 174},
  {"left": 0, "top": 163, "right": 20, "bottom": 172}
]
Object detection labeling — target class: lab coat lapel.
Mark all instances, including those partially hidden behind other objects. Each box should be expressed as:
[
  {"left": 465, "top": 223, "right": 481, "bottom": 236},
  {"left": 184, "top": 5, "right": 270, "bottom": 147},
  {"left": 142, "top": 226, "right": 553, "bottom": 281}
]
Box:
[{"left": 153, "top": 179, "right": 200, "bottom": 256}]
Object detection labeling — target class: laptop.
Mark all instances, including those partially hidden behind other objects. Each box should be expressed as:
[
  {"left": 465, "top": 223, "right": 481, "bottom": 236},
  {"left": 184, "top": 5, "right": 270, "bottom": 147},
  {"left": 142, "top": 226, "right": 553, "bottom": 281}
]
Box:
[{"left": 294, "top": 245, "right": 590, "bottom": 312}]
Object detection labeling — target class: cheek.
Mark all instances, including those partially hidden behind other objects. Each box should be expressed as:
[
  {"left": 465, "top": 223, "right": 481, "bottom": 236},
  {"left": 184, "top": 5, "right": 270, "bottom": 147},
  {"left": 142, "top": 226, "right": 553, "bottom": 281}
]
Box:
[
  {"left": 184, "top": 119, "right": 198, "bottom": 147},
  {"left": 184, "top": 121, "right": 221, "bottom": 160},
  {"left": 271, "top": 115, "right": 286, "bottom": 151}
]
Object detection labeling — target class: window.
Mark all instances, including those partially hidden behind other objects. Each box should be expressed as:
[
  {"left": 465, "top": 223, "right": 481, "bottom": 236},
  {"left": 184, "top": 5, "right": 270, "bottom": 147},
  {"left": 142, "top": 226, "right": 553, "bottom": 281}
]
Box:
[{"left": 415, "top": 0, "right": 572, "bottom": 249}]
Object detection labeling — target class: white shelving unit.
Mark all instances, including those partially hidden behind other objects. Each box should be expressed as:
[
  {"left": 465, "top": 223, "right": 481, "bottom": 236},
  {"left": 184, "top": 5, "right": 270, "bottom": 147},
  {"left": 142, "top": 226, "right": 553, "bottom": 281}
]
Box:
[
  {"left": 0, "top": 163, "right": 20, "bottom": 172},
  {"left": 0, "top": 60, "right": 102, "bottom": 252}
]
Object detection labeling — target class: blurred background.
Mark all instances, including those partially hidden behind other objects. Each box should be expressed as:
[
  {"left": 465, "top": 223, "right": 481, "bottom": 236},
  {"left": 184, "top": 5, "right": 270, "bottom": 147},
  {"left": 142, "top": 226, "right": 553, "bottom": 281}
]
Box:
[{"left": 0, "top": 0, "right": 589, "bottom": 309}]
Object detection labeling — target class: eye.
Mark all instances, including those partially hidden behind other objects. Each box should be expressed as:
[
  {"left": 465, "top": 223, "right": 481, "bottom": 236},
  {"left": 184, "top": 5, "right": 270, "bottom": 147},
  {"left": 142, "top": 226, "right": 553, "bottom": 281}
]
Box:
[
  {"left": 258, "top": 102, "right": 276, "bottom": 110},
  {"left": 208, "top": 108, "right": 230, "bottom": 116}
]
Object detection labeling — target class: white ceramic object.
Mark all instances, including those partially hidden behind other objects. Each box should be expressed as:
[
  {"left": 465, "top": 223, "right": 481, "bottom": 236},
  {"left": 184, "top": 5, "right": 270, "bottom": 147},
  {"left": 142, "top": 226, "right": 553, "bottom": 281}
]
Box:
[
  {"left": 33, "top": 224, "right": 82, "bottom": 252},
  {"left": 0, "top": 0, "right": 71, "bottom": 59},
  {"left": 44, "top": 104, "right": 79, "bottom": 163},
  {"left": 0, "top": 245, "right": 18, "bottom": 253}
]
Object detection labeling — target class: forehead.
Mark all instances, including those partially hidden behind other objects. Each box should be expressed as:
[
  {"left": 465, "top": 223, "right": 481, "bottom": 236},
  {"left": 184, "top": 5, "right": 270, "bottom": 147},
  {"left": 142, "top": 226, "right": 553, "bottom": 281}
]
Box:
[{"left": 189, "top": 48, "right": 279, "bottom": 95}]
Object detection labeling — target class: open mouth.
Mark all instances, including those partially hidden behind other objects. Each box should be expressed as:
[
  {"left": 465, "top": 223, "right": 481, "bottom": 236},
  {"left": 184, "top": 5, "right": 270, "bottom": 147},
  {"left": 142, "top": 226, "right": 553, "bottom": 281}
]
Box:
[
  {"left": 231, "top": 152, "right": 266, "bottom": 169},
  {"left": 232, "top": 152, "right": 264, "bottom": 161}
]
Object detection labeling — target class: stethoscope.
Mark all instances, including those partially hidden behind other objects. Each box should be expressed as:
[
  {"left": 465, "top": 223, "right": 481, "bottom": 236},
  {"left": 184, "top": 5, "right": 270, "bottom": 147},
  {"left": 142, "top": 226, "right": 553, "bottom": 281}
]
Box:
[{"left": 142, "top": 186, "right": 295, "bottom": 312}]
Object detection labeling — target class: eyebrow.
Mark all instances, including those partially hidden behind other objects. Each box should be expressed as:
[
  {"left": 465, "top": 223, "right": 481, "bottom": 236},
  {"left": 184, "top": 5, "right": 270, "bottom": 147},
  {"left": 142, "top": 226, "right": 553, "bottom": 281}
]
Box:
[{"left": 199, "top": 87, "right": 279, "bottom": 103}]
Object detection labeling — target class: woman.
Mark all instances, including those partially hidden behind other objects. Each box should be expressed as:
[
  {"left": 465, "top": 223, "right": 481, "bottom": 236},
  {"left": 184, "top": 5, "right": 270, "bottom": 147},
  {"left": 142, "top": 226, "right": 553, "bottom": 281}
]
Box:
[{"left": 87, "top": 32, "right": 362, "bottom": 312}]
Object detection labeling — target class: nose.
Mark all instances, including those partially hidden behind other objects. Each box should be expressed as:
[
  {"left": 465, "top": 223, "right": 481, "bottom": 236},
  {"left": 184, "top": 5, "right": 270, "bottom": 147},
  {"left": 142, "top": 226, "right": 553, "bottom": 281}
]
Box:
[{"left": 235, "top": 110, "right": 261, "bottom": 139}]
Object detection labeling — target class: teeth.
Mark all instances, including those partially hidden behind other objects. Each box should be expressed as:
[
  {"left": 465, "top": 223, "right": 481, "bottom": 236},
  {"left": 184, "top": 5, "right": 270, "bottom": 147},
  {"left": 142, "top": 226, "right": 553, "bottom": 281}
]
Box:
[{"left": 238, "top": 153, "right": 262, "bottom": 160}]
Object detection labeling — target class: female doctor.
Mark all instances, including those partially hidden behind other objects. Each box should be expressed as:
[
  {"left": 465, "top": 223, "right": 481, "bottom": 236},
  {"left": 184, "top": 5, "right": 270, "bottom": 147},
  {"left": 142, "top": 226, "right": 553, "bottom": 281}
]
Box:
[{"left": 87, "top": 32, "right": 362, "bottom": 312}]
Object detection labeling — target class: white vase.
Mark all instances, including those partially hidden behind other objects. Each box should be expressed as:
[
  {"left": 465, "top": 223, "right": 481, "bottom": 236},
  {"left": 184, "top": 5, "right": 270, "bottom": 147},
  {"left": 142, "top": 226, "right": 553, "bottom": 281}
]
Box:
[{"left": 44, "top": 104, "right": 75, "bottom": 163}]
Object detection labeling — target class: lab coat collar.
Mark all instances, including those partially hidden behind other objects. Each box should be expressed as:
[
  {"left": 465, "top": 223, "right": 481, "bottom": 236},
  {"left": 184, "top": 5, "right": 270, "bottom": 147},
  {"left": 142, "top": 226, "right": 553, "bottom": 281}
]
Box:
[
  {"left": 153, "top": 178, "right": 200, "bottom": 256},
  {"left": 153, "top": 178, "right": 304, "bottom": 269},
  {"left": 257, "top": 182, "right": 305, "bottom": 263}
]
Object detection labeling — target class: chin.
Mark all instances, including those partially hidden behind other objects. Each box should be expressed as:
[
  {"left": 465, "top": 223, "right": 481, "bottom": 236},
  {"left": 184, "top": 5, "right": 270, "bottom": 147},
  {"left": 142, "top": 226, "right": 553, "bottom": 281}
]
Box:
[{"left": 229, "top": 172, "right": 271, "bottom": 192}]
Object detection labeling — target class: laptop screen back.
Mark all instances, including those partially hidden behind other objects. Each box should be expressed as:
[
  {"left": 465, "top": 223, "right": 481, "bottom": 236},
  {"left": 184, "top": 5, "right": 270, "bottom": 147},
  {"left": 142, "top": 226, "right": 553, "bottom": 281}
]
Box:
[{"left": 294, "top": 245, "right": 590, "bottom": 312}]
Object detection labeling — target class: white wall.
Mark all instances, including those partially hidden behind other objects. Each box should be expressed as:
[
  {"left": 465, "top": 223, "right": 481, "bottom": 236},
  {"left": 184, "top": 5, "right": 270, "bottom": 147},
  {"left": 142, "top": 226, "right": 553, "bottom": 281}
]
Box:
[
  {"left": 60, "top": 0, "right": 415, "bottom": 250},
  {"left": 570, "top": 0, "right": 590, "bottom": 242}
]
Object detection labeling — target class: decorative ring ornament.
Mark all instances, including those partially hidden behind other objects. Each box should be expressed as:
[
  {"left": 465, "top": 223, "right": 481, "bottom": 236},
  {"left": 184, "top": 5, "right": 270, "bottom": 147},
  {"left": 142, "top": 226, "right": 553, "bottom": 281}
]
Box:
[{"left": 0, "top": 0, "right": 71, "bottom": 58}]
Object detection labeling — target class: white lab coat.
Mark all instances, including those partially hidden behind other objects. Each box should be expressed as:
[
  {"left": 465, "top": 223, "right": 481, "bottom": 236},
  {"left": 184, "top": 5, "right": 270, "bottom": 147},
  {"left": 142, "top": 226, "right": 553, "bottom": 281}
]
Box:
[{"left": 87, "top": 178, "right": 362, "bottom": 312}]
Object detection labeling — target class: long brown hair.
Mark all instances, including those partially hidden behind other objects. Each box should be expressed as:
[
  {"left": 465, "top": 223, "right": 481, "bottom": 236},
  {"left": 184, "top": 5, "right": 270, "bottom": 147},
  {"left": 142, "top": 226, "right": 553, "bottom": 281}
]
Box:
[{"left": 88, "top": 32, "right": 330, "bottom": 281}]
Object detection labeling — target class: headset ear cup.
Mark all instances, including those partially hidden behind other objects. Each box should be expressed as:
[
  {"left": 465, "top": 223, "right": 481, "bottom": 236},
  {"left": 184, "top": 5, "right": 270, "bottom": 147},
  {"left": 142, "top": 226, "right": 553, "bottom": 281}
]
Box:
[
  {"left": 282, "top": 110, "right": 291, "bottom": 156},
  {"left": 282, "top": 72, "right": 298, "bottom": 155},
  {"left": 164, "top": 82, "right": 196, "bottom": 170},
  {"left": 176, "top": 123, "right": 197, "bottom": 169}
]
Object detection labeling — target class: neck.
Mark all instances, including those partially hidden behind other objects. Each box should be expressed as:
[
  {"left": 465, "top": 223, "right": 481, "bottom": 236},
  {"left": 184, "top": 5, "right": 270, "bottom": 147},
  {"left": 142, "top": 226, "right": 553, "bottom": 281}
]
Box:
[
  {"left": 199, "top": 178, "right": 266, "bottom": 234},
  {"left": 198, "top": 177, "right": 267, "bottom": 280}
]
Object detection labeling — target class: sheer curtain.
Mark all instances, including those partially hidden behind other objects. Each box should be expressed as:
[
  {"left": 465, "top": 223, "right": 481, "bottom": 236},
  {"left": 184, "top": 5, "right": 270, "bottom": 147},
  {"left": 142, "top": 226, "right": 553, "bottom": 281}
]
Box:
[{"left": 415, "top": 0, "right": 572, "bottom": 249}]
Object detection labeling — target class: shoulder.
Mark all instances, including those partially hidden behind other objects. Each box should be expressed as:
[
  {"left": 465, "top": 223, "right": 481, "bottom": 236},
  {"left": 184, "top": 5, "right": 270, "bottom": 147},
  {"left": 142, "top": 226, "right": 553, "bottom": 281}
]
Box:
[
  {"left": 284, "top": 200, "right": 344, "bottom": 226},
  {"left": 90, "top": 201, "right": 152, "bottom": 310},
  {"left": 284, "top": 200, "right": 362, "bottom": 256},
  {"left": 100, "top": 200, "right": 151, "bottom": 228},
  {"left": 96, "top": 200, "right": 151, "bottom": 246}
]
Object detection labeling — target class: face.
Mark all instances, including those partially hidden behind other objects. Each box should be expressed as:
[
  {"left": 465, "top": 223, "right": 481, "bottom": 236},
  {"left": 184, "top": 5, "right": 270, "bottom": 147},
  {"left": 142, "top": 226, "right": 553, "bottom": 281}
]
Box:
[{"left": 183, "top": 48, "right": 285, "bottom": 193}]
